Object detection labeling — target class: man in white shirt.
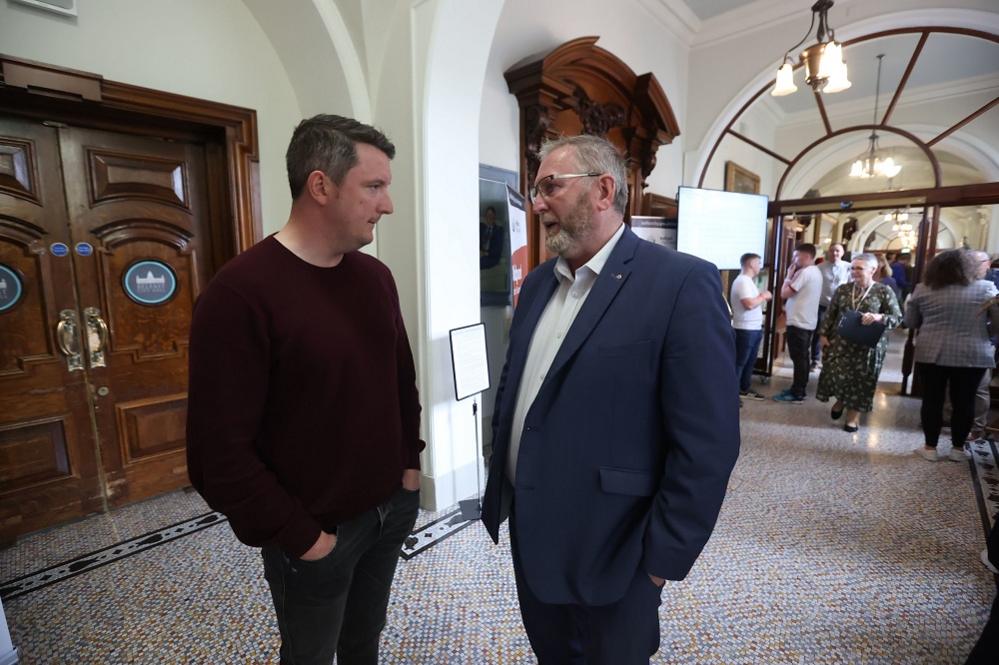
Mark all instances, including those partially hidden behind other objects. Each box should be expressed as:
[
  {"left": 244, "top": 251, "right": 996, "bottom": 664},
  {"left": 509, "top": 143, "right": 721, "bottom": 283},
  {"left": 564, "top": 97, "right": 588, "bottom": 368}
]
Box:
[
  {"left": 731, "top": 252, "right": 772, "bottom": 402},
  {"left": 481, "top": 134, "right": 739, "bottom": 664},
  {"left": 775, "top": 243, "right": 823, "bottom": 404},
  {"left": 812, "top": 243, "right": 851, "bottom": 369}
]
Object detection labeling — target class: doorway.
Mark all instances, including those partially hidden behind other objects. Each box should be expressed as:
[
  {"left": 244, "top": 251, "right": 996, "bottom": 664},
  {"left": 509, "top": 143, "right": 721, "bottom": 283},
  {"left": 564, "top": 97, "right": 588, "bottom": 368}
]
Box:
[{"left": 0, "top": 58, "right": 259, "bottom": 543}]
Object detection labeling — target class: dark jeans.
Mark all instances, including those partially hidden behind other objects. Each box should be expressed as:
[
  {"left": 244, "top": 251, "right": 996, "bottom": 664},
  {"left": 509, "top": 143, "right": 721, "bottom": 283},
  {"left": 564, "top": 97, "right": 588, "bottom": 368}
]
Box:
[
  {"left": 734, "top": 328, "right": 763, "bottom": 393},
  {"left": 917, "top": 362, "right": 986, "bottom": 449},
  {"left": 811, "top": 305, "right": 827, "bottom": 362},
  {"left": 261, "top": 487, "right": 420, "bottom": 665},
  {"left": 510, "top": 507, "right": 663, "bottom": 664},
  {"left": 786, "top": 325, "right": 814, "bottom": 399}
]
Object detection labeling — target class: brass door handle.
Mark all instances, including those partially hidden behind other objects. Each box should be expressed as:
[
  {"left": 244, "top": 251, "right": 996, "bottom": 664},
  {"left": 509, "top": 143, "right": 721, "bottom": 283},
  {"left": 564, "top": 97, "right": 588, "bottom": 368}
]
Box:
[
  {"left": 56, "top": 309, "right": 84, "bottom": 372},
  {"left": 83, "top": 306, "right": 109, "bottom": 369}
]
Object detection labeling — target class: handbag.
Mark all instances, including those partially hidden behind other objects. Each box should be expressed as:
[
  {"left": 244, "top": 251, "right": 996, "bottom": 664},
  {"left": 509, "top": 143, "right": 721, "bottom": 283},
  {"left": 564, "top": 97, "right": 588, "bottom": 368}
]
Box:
[{"left": 836, "top": 309, "right": 886, "bottom": 348}]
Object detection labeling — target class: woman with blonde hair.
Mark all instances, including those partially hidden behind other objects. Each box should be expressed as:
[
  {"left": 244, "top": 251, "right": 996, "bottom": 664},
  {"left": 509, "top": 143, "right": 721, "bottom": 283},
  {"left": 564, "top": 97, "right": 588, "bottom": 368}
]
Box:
[{"left": 817, "top": 253, "right": 902, "bottom": 432}]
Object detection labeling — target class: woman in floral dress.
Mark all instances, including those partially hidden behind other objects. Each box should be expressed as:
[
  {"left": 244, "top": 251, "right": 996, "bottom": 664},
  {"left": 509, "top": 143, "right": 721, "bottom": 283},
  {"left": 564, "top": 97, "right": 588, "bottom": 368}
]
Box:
[{"left": 816, "top": 253, "right": 902, "bottom": 432}]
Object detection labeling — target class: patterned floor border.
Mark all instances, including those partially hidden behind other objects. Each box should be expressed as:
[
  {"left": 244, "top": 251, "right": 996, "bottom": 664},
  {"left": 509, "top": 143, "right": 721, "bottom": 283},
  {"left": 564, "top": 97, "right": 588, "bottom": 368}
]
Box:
[
  {"left": 0, "top": 512, "right": 226, "bottom": 601},
  {"left": 0, "top": 500, "right": 480, "bottom": 601},
  {"left": 969, "top": 435, "right": 999, "bottom": 538}
]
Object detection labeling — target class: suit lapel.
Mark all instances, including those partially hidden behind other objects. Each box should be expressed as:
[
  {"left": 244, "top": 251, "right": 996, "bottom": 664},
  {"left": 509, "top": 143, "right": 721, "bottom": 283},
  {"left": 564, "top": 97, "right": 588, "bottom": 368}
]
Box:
[
  {"left": 500, "top": 266, "right": 559, "bottom": 424},
  {"left": 540, "top": 227, "right": 639, "bottom": 389}
]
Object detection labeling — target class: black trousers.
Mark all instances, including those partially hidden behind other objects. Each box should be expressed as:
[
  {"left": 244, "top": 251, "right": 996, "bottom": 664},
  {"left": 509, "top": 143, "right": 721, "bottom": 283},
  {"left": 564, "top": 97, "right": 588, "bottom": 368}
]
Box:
[
  {"left": 510, "top": 507, "right": 663, "bottom": 665},
  {"left": 261, "top": 487, "right": 420, "bottom": 665},
  {"left": 786, "top": 326, "right": 814, "bottom": 399},
  {"left": 811, "top": 305, "right": 827, "bottom": 362},
  {"left": 917, "top": 362, "right": 986, "bottom": 449}
]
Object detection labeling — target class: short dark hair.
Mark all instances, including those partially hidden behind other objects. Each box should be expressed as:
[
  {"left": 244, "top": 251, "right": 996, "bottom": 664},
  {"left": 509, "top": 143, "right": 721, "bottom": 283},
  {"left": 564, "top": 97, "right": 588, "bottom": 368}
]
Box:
[
  {"left": 923, "top": 249, "right": 977, "bottom": 289},
  {"left": 740, "top": 253, "right": 761, "bottom": 267},
  {"left": 795, "top": 243, "right": 817, "bottom": 258},
  {"left": 286, "top": 114, "right": 396, "bottom": 199}
]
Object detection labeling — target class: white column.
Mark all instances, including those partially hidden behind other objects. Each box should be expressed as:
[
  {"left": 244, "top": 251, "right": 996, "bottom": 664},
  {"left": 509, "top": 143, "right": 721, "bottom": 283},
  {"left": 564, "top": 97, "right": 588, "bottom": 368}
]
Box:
[{"left": 0, "top": 598, "right": 18, "bottom": 665}]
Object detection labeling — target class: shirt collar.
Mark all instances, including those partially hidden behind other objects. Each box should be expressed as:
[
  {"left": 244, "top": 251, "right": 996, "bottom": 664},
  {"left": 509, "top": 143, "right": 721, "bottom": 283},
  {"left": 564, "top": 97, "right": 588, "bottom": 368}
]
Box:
[{"left": 553, "top": 223, "right": 625, "bottom": 284}]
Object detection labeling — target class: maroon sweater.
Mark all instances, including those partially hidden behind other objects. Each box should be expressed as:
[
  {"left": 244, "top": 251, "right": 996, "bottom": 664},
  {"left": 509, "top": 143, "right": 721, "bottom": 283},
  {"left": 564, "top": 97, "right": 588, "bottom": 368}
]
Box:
[{"left": 186, "top": 237, "right": 424, "bottom": 558}]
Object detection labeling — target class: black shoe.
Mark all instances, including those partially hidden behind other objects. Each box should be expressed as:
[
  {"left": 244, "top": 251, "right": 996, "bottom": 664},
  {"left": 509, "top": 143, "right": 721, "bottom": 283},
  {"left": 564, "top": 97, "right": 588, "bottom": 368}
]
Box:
[
  {"left": 843, "top": 423, "right": 858, "bottom": 433},
  {"left": 831, "top": 405, "right": 844, "bottom": 420}
]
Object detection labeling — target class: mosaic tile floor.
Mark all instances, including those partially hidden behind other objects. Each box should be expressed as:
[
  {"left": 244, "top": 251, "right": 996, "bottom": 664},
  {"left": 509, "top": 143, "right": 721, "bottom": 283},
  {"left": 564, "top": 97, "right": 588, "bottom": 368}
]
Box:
[{"left": 2, "top": 336, "right": 997, "bottom": 664}]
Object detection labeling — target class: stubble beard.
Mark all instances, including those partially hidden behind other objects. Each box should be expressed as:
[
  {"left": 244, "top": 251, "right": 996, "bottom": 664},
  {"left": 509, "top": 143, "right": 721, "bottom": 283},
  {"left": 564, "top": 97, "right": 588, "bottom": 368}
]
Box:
[{"left": 544, "top": 190, "right": 593, "bottom": 258}]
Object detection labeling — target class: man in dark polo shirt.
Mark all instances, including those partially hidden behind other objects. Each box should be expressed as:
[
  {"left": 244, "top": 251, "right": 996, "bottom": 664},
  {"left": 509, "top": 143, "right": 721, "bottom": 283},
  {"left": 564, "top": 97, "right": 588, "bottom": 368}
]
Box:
[{"left": 186, "top": 114, "right": 424, "bottom": 665}]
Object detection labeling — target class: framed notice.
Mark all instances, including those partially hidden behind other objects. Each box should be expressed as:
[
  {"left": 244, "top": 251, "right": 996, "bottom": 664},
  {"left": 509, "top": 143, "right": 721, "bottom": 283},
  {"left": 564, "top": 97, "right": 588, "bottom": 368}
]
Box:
[{"left": 449, "top": 323, "right": 490, "bottom": 401}]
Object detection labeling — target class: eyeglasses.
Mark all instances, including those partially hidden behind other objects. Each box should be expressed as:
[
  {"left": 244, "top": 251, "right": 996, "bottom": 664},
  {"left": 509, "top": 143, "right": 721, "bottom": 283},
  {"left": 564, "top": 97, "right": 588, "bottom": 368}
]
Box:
[{"left": 530, "top": 172, "right": 602, "bottom": 201}]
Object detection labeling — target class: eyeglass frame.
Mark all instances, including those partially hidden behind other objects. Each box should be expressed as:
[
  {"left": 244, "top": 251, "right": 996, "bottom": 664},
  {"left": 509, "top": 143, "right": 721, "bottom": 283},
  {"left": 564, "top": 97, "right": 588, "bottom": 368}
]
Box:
[{"left": 530, "top": 172, "right": 603, "bottom": 202}]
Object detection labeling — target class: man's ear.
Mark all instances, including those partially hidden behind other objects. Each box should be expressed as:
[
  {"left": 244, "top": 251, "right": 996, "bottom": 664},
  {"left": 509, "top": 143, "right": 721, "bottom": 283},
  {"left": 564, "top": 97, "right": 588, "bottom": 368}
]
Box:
[
  {"left": 594, "top": 173, "right": 616, "bottom": 212},
  {"left": 306, "top": 170, "right": 333, "bottom": 204}
]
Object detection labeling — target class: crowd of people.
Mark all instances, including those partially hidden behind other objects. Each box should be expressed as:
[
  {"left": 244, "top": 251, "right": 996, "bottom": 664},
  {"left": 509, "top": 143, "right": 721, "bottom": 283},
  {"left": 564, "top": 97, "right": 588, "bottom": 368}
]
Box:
[
  {"left": 731, "top": 242, "right": 999, "bottom": 445},
  {"left": 732, "top": 242, "right": 999, "bottom": 662}
]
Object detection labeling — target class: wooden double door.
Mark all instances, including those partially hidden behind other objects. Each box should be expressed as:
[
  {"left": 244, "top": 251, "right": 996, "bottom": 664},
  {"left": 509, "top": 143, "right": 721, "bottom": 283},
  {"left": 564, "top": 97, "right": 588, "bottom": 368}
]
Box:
[{"left": 0, "top": 114, "right": 216, "bottom": 542}]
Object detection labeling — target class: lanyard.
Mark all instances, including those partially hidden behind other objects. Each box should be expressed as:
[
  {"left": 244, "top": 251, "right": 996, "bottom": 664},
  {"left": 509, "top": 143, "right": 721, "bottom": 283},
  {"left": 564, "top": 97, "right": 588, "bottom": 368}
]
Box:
[{"left": 851, "top": 282, "right": 874, "bottom": 310}]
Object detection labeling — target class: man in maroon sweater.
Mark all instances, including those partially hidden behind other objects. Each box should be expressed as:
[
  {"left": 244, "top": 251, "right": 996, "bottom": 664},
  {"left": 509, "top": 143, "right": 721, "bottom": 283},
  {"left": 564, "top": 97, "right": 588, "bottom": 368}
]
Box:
[{"left": 186, "top": 114, "right": 424, "bottom": 665}]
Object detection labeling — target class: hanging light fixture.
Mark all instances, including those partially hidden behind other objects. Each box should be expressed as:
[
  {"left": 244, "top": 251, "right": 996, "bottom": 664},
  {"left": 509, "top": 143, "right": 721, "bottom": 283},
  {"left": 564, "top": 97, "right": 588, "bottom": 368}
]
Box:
[
  {"left": 771, "top": 0, "right": 851, "bottom": 97},
  {"left": 849, "top": 54, "right": 902, "bottom": 179}
]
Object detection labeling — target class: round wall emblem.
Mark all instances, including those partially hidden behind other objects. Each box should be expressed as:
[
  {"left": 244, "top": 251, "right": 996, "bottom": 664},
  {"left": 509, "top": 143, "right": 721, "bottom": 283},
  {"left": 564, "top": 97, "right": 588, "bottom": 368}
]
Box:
[
  {"left": 50, "top": 242, "right": 69, "bottom": 257},
  {"left": 123, "top": 260, "right": 177, "bottom": 306},
  {"left": 0, "top": 264, "right": 24, "bottom": 313}
]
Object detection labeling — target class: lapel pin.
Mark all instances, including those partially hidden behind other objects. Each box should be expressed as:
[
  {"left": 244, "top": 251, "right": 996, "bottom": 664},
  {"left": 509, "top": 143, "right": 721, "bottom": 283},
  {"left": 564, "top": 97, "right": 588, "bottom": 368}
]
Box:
[{"left": 613, "top": 273, "right": 623, "bottom": 280}]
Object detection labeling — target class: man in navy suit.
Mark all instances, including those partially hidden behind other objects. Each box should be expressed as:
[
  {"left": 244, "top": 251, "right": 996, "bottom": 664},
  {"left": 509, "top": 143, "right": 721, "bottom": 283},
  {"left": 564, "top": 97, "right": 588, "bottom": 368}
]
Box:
[{"left": 481, "top": 134, "right": 740, "bottom": 664}]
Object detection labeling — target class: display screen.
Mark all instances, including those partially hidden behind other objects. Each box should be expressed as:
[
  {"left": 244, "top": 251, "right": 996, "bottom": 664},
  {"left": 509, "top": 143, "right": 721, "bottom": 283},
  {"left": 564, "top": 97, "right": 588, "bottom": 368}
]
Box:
[{"left": 676, "top": 187, "right": 768, "bottom": 270}]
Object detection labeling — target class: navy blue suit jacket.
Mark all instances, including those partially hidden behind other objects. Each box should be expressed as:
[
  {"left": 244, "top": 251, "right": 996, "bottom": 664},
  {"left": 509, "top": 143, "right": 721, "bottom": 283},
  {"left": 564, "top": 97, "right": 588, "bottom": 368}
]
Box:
[{"left": 482, "top": 226, "right": 740, "bottom": 606}]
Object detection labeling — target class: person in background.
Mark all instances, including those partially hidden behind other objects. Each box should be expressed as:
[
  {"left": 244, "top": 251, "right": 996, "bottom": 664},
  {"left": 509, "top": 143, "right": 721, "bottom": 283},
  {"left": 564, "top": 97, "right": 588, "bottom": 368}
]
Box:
[
  {"left": 732, "top": 253, "right": 772, "bottom": 404},
  {"left": 971, "top": 250, "right": 995, "bottom": 440},
  {"left": 906, "top": 249, "right": 997, "bottom": 462},
  {"left": 877, "top": 254, "right": 902, "bottom": 304},
  {"left": 775, "top": 243, "right": 823, "bottom": 404},
  {"left": 891, "top": 252, "right": 912, "bottom": 300},
  {"left": 186, "top": 114, "right": 424, "bottom": 665},
  {"left": 816, "top": 253, "right": 902, "bottom": 433},
  {"left": 812, "top": 243, "right": 851, "bottom": 370},
  {"left": 480, "top": 205, "right": 505, "bottom": 269}
]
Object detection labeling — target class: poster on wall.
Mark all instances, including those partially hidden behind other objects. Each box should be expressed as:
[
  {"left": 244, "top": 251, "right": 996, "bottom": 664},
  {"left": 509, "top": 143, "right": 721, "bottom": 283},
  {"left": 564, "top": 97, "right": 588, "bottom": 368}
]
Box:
[
  {"left": 630, "top": 216, "right": 677, "bottom": 250},
  {"left": 506, "top": 186, "right": 528, "bottom": 307},
  {"left": 478, "top": 165, "right": 517, "bottom": 307}
]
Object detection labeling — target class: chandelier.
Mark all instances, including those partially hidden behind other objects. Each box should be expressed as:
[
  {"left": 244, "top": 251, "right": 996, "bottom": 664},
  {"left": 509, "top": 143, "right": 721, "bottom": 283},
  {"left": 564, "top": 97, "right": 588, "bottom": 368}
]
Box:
[
  {"left": 849, "top": 54, "right": 902, "bottom": 179},
  {"left": 885, "top": 208, "right": 916, "bottom": 248},
  {"left": 771, "top": 0, "right": 851, "bottom": 97}
]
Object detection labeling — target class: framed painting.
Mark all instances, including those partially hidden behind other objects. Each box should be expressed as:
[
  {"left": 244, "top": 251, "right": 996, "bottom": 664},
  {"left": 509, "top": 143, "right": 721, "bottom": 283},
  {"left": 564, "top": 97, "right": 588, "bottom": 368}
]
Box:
[{"left": 724, "top": 161, "right": 761, "bottom": 195}]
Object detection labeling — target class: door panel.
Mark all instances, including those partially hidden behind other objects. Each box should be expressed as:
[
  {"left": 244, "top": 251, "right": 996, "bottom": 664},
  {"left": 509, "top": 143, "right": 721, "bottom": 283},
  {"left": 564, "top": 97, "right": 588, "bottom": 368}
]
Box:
[
  {"left": 58, "top": 127, "right": 212, "bottom": 507},
  {"left": 0, "top": 117, "right": 103, "bottom": 540}
]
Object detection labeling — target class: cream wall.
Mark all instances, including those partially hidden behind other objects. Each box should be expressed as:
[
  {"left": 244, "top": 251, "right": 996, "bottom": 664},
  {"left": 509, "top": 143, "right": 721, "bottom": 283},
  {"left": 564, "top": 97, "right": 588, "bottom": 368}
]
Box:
[{"left": 0, "top": 0, "right": 306, "bottom": 236}]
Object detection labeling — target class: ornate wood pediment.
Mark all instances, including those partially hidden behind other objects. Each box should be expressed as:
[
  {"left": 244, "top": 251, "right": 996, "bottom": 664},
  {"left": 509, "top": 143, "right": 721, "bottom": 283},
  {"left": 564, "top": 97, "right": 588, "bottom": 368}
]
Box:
[{"left": 505, "top": 37, "right": 680, "bottom": 266}]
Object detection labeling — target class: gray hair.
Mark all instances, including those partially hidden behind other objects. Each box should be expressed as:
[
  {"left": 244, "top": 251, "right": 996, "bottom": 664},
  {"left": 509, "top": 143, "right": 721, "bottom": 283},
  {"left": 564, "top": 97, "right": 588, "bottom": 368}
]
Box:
[
  {"left": 537, "top": 135, "right": 629, "bottom": 214},
  {"left": 851, "top": 253, "right": 879, "bottom": 270}
]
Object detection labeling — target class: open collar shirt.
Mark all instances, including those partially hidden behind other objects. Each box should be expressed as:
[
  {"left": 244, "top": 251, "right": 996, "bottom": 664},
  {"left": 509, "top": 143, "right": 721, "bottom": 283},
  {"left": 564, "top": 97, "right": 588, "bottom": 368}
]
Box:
[{"left": 506, "top": 223, "right": 625, "bottom": 483}]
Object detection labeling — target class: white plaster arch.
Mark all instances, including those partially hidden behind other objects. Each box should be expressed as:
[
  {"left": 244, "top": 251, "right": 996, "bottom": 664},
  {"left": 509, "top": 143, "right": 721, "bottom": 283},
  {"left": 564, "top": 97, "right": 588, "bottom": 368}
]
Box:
[
  {"left": 417, "top": 0, "right": 506, "bottom": 508},
  {"left": 691, "top": 9, "right": 999, "bottom": 190},
  {"left": 242, "top": 0, "right": 371, "bottom": 121},
  {"left": 853, "top": 212, "right": 960, "bottom": 253}
]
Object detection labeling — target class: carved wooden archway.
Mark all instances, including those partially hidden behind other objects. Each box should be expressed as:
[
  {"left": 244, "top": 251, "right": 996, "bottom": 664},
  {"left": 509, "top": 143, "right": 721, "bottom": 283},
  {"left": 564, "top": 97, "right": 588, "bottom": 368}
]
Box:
[{"left": 505, "top": 36, "right": 680, "bottom": 268}]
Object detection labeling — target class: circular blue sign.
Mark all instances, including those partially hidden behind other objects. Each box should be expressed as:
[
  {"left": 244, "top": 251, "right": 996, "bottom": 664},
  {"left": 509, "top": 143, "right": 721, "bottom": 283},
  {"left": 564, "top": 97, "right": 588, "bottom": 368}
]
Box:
[
  {"left": 75, "top": 242, "right": 94, "bottom": 257},
  {"left": 0, "top": 264, "right": 24, "bottom": 313},
  {"left": 123, "top": 260, "right": 177, "bottom": 306},
  {"left": 50, "top": 242, "right": 69, "bottom": 257}
]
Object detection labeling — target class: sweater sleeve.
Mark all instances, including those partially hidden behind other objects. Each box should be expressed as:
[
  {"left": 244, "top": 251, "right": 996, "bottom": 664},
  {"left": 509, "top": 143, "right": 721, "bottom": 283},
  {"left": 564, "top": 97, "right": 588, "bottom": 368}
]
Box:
[
  {"left": 388, "top": 276, "right": 425, "bottom": 469},
  {"left": 185, "top": 281, "right": 321, "bottom": 558}
]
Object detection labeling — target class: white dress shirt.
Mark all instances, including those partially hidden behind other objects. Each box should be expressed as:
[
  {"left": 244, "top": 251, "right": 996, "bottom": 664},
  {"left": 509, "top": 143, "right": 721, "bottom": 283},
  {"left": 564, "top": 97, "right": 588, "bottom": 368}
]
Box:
[{"left": 506, "top": 223, "right": 626, "bottom": 484}]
